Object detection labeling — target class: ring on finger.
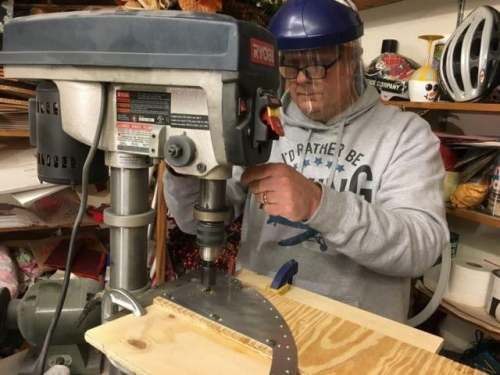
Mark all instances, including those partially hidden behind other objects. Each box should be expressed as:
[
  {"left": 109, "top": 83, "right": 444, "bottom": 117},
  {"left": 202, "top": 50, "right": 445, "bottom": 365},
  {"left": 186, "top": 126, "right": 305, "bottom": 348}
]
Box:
[{"left": 263, "top": 191, "right": 269, "bottom": 205}]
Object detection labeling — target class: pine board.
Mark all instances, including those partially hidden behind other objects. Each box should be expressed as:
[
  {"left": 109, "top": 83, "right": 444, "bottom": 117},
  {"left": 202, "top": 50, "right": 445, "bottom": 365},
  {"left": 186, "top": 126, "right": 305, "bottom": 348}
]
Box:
[{"left": 85, "top": 300, "right": 271, "bottom": 375}]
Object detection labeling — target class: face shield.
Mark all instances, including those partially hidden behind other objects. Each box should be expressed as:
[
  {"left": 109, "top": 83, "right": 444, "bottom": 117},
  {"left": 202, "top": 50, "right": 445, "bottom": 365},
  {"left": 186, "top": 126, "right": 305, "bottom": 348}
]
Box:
[{"left": 279, "top": 38, "right": 365, "bottom": 123}]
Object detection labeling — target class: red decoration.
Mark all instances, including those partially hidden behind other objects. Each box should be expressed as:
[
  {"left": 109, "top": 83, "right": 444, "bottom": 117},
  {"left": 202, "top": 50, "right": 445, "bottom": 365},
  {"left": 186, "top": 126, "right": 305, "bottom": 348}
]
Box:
[{"left": 167, "top": 216, "right": 242, "bottom": 276}]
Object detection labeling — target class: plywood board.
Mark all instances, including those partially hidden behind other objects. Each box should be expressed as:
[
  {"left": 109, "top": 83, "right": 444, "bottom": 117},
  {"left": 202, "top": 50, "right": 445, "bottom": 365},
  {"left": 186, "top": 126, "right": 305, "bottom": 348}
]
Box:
[
  {"left": 85, "top": 273, "right": 483, "bottom": 375},
  {"left": 257, "top": 291, "right": 479, "bottom": 375},
  {"left": 237, "top": 269, "right": 444, "bottom": 353}
]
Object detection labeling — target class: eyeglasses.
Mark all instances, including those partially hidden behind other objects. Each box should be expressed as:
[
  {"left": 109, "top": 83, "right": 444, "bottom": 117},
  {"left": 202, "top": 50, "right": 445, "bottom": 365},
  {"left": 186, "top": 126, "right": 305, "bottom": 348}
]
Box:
[{"left": 279, "top": 54, "right": 343, "bottom": 80}]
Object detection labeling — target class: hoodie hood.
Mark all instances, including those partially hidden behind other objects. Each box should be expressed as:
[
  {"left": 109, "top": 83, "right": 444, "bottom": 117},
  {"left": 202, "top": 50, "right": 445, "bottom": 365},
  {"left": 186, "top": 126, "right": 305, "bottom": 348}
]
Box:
[{"left": 280, "top": 84, "right": 380, "bottom": 131}]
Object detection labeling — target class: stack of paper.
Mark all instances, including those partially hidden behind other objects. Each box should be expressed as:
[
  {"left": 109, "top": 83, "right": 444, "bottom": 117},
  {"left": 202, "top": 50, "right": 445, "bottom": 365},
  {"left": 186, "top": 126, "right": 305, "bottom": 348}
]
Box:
[
  {"left": 0, "top": 138, "right": 66, "bottom": 229},
  {"left": 0, "top": 138, "right": 66, "bottom": 205},
  {"left": 434, "top": 131, "right": 500, "bottom": 148}
]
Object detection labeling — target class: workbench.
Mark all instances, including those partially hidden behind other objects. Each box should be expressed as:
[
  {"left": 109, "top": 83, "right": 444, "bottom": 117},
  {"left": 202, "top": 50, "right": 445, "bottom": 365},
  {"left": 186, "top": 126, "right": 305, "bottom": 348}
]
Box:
[{"left": 81, "top": 269, "right": 483, "bottom": 375}]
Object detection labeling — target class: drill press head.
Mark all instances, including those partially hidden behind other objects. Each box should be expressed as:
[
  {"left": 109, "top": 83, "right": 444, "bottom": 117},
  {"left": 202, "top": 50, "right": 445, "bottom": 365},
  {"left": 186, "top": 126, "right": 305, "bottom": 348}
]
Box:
[
  {"left": 0, "top": 10, "right": 281, "bottom": 172},
  {"left": 0, "top": 10, "right": 282, "bottom": 287}
]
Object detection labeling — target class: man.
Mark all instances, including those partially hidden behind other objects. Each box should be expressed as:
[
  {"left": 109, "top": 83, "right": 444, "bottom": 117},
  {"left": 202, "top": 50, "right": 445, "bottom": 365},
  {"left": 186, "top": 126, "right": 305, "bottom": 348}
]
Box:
[{"left": 165, "top": 0, "right": 449, "bottom": 323}]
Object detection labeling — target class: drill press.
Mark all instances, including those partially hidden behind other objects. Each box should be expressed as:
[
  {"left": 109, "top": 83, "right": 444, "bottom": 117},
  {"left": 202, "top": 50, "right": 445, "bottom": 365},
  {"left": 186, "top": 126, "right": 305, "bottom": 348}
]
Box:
[
  {"left": 0, "top": 9, "right": 292, "bottom": 374},
  {"left": 0, "top": 10, "right": 281, "bottom": 290}
]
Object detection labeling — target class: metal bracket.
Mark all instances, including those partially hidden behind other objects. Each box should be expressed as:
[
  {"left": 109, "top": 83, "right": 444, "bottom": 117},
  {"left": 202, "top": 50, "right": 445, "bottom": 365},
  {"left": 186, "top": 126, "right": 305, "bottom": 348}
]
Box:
[{"left": 101, "top": 288, "right": 146, "bottom": 323}]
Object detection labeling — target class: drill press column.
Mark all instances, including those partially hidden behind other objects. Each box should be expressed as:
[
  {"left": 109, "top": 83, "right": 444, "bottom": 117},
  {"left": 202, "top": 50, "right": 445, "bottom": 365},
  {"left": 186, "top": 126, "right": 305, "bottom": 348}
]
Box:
[{"left": 104, "top": 153, "right": 154, "bottom": 293}]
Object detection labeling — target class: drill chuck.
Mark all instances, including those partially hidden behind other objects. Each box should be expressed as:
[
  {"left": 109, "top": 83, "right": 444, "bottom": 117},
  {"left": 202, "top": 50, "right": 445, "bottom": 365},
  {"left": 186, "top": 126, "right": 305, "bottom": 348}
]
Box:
[
  {"left": 197, "top": 220, "right": 225, "bottom": 287},
  {"left": 194, "top": 179, "right": 230, "bottom": 288},
  {"left": 196, "top": 221, "right": 226, "bottom": 252}
]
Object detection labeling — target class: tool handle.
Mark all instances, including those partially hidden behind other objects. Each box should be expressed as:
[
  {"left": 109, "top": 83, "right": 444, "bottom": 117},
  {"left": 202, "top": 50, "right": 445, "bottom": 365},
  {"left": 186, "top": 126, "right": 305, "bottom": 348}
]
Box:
[{"left": 270, "top": 259, "right": 298, "bottom": 290}]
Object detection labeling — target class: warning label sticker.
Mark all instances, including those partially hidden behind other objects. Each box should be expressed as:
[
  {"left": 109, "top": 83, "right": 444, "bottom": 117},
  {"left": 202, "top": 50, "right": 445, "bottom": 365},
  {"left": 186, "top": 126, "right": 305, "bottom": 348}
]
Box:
[
  {"left": 116, "top": 123, "right": 153, "bottom": 153},
  {"left": 115, "top": 90, "right": 171, "bottom": 153}
]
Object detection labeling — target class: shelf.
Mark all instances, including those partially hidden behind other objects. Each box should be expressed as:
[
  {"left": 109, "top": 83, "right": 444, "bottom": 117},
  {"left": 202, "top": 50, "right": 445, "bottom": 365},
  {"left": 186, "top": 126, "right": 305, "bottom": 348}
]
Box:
[
  {"left": 0, "top": 220, "right": 105, "bottom": 242},
  {"left": 0, "top": 129, "right": 29, "bottom": 138},
  {"left": 382, "top": 100, "right": 500, "bottom": 113},
  {"left": 11, "top": 0, "right": 402, "bottom": 15},
  {"left": 416, "top": 282, "right": 500, "bottom": 341},
  {"left": 14, "top": 0, "right": 403, "bottom": 12},
  {"left": 354, "top": 0, "right": 402, "bottom": 10},
  {"left": 0, "top": 220, "right": 100, "bottom": 234},
  {"left": 446, "top": 205, "right": 500, "bottom": 229}
]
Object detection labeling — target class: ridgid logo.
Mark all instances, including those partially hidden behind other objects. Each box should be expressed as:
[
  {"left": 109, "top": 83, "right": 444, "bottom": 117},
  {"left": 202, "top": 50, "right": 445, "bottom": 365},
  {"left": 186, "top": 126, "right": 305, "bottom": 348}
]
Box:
[{"left": 250, "top": 38, "right": 275, "bottom": 67}]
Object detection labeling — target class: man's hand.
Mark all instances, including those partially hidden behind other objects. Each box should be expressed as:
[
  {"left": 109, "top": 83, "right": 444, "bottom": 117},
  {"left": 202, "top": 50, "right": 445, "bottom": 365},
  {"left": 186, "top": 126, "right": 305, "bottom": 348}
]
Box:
[{"left": 241, "top": 163, "right": 322, "bottom": 222}]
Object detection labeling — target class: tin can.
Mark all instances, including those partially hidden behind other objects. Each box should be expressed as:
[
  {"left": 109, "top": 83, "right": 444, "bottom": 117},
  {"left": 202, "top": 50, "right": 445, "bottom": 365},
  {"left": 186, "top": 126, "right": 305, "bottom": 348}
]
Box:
[{"left": 487, "top": 155, "right": 500, "bottom": 217}]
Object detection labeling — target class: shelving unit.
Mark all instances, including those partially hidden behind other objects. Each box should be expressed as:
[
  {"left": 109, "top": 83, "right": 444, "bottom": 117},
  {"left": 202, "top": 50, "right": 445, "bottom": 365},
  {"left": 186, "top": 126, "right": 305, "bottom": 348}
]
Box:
[
  {"left": 384, "top": 99, "right": 500, "bottom": 339},
  {"left": 382, "top": 99, "right": 500, "bottom": 227}
]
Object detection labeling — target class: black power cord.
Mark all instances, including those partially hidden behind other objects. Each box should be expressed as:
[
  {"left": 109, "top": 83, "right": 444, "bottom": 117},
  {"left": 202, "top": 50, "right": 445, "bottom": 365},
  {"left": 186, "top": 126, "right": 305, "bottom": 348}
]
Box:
[{"left": 34, "top": 83, "right": 108, "bottom": 375}]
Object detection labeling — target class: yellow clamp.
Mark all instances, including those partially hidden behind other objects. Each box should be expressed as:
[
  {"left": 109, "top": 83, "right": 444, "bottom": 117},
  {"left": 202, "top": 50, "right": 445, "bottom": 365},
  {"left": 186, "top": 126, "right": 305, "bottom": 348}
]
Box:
[{"left": 265, "top": 283, "right": 292, "bottom": 295}]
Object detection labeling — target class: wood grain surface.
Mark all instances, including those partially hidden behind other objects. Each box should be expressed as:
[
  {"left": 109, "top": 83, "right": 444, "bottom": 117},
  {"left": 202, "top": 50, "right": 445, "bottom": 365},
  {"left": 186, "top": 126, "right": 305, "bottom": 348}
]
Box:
[
  {"left": 85, "top": 301, "right": 271, "bottom": 375},
  {"left": 237, "top": 269, "right": 444, "bottom": 353},
  {"left": 85, "top": 272, "right": 484, "bottom": 375},
  {"left": 260, "top": 293, "right": 481, "bottom": 375}
]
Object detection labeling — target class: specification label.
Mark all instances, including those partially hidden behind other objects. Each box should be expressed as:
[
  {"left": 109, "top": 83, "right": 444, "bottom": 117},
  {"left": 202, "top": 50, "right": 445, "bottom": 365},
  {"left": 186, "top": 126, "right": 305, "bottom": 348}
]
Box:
[
  {"left": 170, "top": 113, "right": 209, "bottom": 129},
  {"left": 116, "top": 90, "right": 170, "bottom": 153}
]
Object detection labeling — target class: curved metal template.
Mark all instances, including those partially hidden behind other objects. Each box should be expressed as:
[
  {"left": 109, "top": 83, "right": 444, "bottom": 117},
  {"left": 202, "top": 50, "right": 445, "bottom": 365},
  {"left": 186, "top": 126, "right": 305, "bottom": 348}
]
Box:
[{"left": 166, "top": 273, "right": 298, "bottom": 375}]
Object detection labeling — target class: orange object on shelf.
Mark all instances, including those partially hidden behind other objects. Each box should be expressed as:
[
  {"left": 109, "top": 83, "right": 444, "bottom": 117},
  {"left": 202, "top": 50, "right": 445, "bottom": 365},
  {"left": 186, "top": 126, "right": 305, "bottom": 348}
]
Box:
[{"left": 179, "top": 0, "right": 222, "bottom": 12}]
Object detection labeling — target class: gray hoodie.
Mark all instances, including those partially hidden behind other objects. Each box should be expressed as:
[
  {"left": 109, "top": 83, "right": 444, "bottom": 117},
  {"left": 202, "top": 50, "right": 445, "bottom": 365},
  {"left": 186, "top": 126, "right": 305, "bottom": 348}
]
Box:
[{"left": 165, "top": 85, "right": 449, "bottom": 323}]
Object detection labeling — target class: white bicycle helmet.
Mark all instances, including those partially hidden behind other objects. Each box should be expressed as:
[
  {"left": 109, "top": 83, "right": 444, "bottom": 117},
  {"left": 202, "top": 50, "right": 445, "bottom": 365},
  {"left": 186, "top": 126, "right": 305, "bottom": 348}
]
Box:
[{"left": 439, "top": 5, "right": 500, "bottom": 102}]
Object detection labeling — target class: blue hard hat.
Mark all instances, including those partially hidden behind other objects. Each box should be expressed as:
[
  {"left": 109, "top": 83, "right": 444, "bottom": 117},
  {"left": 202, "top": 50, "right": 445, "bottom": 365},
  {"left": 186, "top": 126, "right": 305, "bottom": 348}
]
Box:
[{"left": 268, "top": 0, "right": 364, "bottom": 51}]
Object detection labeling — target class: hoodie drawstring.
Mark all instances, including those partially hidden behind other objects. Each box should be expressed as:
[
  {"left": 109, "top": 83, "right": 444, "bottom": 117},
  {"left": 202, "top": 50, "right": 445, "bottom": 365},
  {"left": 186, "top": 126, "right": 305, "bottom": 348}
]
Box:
[{"left": 325, "top": 115, "right": 348, "bottom": 187}]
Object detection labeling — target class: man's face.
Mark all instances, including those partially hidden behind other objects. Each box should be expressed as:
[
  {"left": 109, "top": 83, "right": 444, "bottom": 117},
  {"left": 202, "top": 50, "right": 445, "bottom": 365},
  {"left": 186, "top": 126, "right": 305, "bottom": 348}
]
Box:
[{"left": 280, "top": 46, "right": 357, "bottom": 123}]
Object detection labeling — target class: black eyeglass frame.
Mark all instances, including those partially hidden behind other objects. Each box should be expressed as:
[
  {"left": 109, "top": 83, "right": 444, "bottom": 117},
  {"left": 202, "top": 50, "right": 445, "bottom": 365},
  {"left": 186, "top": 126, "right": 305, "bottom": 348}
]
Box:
[{"left": 279, "top": 54, "right": 343, "bottom": 80}]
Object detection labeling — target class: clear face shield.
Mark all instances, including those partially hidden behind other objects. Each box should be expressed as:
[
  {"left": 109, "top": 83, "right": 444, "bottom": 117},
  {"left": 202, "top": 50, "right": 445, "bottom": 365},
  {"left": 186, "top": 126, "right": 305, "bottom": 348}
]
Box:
[{"left": 279, "top": 38, "right": 365, "bottom": 123}]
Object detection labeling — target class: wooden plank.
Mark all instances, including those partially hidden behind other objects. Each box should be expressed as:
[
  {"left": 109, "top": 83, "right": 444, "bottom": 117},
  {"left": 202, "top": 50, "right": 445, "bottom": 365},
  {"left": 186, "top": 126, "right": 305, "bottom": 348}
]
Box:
[
  {"left": 154, "top": 160, "right": 168, "bottom": 283},
  {"left": 85, "top": 273, "right": 483, "bottom": 375},
  {"left": 0, "top": 97, "right": 28, "bottom": 108},
  {"left": 85, "top": 302, "right": 271, "bottom": 375},
  {"left": 446, "top": 205, "right": 500, "bottom": 229},
  {"left": 154, "top": 297, "right": 272, "bottom": 360},
  {"left": 0, "top": 129, "right": 29, "bottom": 137},
  {"left": 237, "top": 269, "right": 444, "bottom": 354}
]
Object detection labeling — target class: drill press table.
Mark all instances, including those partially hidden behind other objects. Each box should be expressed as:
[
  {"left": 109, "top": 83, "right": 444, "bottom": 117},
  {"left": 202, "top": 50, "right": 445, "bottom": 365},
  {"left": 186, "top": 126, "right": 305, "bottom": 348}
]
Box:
[{"left": 83, "top": 269, "right": 483, "bottom": 375}]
